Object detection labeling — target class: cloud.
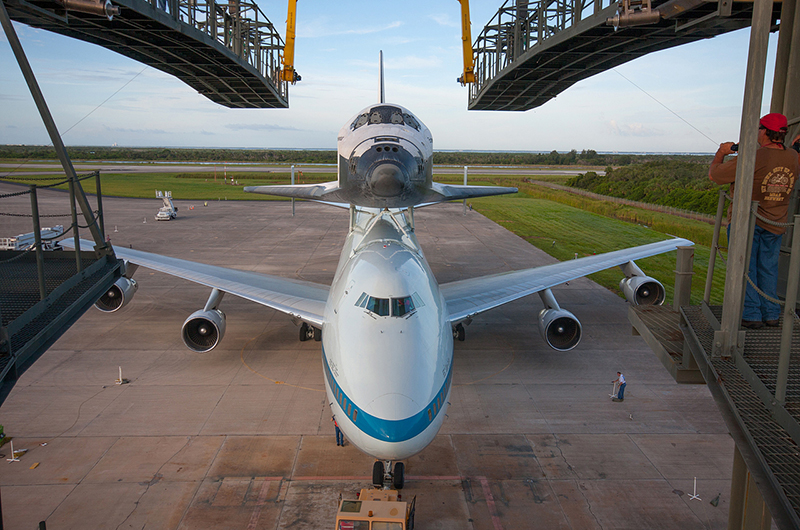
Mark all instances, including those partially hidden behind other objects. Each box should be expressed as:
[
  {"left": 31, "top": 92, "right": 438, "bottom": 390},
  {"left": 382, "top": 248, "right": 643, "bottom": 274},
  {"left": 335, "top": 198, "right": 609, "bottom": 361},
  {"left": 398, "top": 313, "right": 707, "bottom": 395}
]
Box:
[
  {"left": 350, "top": 55, "right": 443, "bottom": 70},
  {"left": 429, "top": 14, "right": 458, "bottom": 28},
  {"left": 299, "top": 19, "right": 402, "bottom": 38},
  {"left": 607, "top": 120, "right": 662, "bottom": 137},
  {"left": 224, "top": 123, "right": 302, "bottom": 132}
]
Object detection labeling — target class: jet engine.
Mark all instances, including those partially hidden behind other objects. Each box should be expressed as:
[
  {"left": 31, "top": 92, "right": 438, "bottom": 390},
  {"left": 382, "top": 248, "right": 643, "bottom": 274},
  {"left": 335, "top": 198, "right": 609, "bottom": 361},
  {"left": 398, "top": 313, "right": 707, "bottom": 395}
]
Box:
[
  {"left": 536, "top": 288, "right": 582, "bottom": 351},
  {"left": 619, "top": 276, "right": 665, "bottom": 306},
  {"left": 182, "top": 309, "right": 226, "bottom": 353},
  {"left": 618, "top": 260, "right": 665, "bottom": 306},
  {"left": 95, "top": 277, "right": 138, "bottom": 313},
  {"left": 538, "top": 308, "right": 582, "bottom": 351}
]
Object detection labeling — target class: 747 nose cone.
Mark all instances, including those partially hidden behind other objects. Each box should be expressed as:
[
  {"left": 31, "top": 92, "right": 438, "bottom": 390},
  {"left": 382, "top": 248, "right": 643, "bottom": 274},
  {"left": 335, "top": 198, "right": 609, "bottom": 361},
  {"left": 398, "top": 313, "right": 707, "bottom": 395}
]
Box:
[{"left": 370, "top": 163, "right": 405, "bottom": 197}]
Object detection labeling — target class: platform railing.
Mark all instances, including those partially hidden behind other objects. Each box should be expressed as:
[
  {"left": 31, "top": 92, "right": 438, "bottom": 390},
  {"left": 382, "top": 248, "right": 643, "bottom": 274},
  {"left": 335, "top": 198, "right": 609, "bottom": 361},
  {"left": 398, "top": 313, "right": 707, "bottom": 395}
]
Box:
[
  {"left": 146, "top": 0, "right": 287, "bottom": 100},
  {"left": 469, "top": 0, "right": 616, "bottom": 102},
  {"left": 700, "top": 187, "right": 800, "bottom": 443}
]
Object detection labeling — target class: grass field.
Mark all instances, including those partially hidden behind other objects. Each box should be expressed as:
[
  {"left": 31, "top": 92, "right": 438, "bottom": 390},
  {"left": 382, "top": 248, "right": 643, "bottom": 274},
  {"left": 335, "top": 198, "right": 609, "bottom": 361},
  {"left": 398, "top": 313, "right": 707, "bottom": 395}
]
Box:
[
  {"left": 471, "top": 193, "right": 725, "bottom": 305},
  {"left": 1, "top": 170, "right": 726, "bottom": 304}
]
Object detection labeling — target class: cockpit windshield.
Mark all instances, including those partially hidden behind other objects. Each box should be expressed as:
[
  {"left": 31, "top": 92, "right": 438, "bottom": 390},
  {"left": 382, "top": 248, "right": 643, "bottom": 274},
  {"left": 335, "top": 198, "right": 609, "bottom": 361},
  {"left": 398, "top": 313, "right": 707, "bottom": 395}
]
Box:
[
  {"left": 351, "top": 106, "right": 421, "bottom": 132},
  {"left": 355, "top": 292, "right": 424, "bottom": 317}
]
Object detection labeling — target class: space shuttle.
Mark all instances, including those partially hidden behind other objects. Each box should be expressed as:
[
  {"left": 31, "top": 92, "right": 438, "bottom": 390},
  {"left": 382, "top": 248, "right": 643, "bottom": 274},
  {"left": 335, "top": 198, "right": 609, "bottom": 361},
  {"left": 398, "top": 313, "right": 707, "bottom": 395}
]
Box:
[{"left": 244, "top": 54, "right": 517, "bottom": 207}]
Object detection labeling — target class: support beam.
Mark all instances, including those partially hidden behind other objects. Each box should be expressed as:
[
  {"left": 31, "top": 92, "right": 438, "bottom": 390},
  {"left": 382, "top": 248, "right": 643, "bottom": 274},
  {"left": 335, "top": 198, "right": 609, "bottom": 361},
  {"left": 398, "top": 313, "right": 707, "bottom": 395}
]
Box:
[
  {"left": 0, "top": 0, "right": 108, "bottom": 253},
  {"left": 729, "top": 445, "right": 773, "bottom": 530},
  {"left": 717, "top": 0, "right": 773, "bottom": 358}
]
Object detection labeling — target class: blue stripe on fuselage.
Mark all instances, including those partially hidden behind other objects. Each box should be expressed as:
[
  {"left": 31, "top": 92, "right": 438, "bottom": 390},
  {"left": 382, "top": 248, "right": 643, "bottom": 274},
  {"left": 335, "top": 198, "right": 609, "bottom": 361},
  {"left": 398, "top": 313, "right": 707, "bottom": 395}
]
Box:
[{"left": 322, "top": 346, "right": 452, "bottom": 443}]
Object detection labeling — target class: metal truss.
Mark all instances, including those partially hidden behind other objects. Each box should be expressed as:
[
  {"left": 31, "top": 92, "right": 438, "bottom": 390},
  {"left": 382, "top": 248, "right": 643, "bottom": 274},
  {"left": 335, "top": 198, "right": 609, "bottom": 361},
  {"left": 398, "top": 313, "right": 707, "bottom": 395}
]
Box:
[
  {"left": 4, "top": 0, "right": 288, "bottom": 107},
  {"left": 470, "top": 0, "right": 615, "bottom": 103},
  {"left": 467, "top": 0, "right": 775, "bottom": 111}
]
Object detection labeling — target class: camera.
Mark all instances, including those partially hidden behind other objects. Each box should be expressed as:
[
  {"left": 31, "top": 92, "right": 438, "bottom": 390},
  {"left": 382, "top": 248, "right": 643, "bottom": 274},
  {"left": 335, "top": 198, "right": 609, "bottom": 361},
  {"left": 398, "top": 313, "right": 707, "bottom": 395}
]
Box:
[{"left": 730, "top": 143, "right": 738, "bottom": 152}]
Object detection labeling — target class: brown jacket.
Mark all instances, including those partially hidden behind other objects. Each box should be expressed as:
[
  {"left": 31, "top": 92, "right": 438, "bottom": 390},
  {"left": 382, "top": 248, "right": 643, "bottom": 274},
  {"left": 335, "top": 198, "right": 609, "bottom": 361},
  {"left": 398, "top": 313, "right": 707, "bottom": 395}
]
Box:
[{"left": 709, "top": 147, "right": 799, "bottom": 234}]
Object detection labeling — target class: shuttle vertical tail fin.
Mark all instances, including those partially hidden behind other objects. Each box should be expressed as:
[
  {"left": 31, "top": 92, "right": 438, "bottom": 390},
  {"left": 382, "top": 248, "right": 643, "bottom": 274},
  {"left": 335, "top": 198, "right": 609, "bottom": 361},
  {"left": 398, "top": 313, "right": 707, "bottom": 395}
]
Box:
[{"left": 379, "top": 50, "right": 385, "bottom": 103}]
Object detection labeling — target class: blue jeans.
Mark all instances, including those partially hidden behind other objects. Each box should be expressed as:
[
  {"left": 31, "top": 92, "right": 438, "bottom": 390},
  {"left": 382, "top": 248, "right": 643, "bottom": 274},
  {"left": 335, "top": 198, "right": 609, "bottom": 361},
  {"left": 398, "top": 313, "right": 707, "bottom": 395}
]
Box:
[
  {"left": 335, "top": 426, "right": 343, "bottom": 446},
  {"left": 730, "top": 225, "right": 783, "bottom": 321},
  {"left": 617, "top": 383, "right": 626, "bottom": 400}
]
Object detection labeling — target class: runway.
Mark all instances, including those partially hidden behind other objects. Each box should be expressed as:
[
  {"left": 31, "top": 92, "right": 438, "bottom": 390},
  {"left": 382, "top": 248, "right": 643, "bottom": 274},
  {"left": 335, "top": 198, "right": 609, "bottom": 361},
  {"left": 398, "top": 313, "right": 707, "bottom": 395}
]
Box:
[
  {"left": 0, "top": 187, "right": 730, "bottom": 529},
  {"left": 0, "top": 162, "right": 601, "bottom": 177}
]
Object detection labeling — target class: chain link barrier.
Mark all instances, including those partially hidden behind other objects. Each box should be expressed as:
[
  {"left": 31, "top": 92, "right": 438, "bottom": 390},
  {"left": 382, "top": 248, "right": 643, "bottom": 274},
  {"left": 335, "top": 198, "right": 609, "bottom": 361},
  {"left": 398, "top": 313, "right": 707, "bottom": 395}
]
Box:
[{"left": 1, "top": 172, "right": 100, "bottom": 218}]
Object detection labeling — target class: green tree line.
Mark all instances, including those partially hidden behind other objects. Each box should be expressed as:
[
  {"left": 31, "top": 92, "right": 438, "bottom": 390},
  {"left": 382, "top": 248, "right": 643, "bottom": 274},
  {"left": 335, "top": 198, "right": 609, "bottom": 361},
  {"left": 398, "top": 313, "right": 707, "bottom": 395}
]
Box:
[
  {"left": 0, "top": 145, "right": 711, "bottom": 166},
  {"left": 565, "top": 160, "right": 721, "bottom": 215}
]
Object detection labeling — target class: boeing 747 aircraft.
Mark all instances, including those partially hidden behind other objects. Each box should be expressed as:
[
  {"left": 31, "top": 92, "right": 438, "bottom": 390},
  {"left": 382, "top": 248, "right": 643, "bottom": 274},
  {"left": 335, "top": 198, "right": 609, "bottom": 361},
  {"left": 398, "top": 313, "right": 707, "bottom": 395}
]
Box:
[{"left": 69, "top": 58, "right": 691, "bottom": 490}]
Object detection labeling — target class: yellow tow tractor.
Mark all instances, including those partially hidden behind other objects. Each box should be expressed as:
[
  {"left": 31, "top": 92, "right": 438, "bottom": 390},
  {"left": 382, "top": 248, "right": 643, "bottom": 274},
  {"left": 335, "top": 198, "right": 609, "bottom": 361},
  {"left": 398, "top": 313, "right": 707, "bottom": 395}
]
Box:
[{"left": 334, "top": 488, "right": 416, "bottom": 530}]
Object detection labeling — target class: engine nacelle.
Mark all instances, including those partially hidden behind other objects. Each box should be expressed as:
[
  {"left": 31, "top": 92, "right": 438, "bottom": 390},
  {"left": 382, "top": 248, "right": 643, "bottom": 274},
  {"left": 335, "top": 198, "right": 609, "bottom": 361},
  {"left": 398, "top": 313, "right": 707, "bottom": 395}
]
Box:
[
  {"left": 620, "top": 276, "right": 665, "bottom": 306},
  {"left": 95, "top": 277, "right": 138, "bottom": 313},
  {"left": 182, "top": 309, "right": 226, "bottom": 353},
  {"left": 538, "top": 308, "right": 582, "bottom": 351}
]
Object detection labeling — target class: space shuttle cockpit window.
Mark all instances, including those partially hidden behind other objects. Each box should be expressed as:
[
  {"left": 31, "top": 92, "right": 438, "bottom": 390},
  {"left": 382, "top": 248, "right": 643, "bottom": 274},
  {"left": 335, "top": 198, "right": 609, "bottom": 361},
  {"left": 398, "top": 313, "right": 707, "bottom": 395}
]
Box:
[
  {"left": 402, "top": 113, "right": 420, "bottom": 131},
  {"left": 351, "top": 113, "right": 369, "bottom": 130}
]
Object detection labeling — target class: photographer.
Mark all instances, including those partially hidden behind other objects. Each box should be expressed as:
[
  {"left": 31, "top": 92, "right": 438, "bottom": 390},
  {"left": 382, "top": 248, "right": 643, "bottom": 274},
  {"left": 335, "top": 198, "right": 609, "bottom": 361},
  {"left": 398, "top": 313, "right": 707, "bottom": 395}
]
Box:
[{"left": 709, "top": 113, "right": 800, "bottom": 329}]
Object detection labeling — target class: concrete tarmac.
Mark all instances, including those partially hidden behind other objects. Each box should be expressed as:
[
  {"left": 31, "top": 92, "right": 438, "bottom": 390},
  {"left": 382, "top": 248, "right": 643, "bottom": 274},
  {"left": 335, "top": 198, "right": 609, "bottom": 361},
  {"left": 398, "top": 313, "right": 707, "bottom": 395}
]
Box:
[{"left": 0, "top": 186, "right": 731, "bottom": 529}]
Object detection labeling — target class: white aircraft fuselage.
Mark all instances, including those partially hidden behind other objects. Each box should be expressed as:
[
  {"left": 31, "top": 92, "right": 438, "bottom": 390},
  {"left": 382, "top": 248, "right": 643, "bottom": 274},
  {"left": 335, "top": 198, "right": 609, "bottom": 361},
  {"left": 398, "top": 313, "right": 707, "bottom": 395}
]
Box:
[
  {"left": 323, "top": 104, "right": 451, "bottom": 461},
  {"left": 323, "top": 208, "right": 453, "bottom": 461}
]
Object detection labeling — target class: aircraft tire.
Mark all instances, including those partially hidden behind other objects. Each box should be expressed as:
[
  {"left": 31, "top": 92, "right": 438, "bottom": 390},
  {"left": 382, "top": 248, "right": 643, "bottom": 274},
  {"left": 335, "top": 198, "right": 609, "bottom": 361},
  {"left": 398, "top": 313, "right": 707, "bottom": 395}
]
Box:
[
  {"left": 454, "top": 323, "right": 465, "bottom": 342},
  {"left": 313, "top": 327, "right": 322, "bottom": 342},
  {"left": 299, "top": 322, "right": 309, "bottom": 342},
  {"left": 373, "top": 461, "right": 383, "bottom": 487},
  {"left": 393, "top": 462, "right": 404, "bottom": 490}
]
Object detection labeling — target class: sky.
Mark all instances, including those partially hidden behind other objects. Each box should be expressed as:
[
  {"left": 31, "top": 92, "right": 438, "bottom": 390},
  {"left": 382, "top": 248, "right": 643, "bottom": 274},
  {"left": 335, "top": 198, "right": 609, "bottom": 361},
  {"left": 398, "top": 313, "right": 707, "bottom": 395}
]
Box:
[{"left": 0, "top": 0, "right": 782, "bottom": 153}]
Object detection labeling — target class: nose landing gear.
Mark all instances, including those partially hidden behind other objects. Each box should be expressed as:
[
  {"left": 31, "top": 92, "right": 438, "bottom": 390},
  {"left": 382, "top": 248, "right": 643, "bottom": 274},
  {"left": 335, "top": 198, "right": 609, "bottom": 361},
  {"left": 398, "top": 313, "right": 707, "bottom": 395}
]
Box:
[{"left": 373, "top": 460, "right": 405, "bottom": 489}]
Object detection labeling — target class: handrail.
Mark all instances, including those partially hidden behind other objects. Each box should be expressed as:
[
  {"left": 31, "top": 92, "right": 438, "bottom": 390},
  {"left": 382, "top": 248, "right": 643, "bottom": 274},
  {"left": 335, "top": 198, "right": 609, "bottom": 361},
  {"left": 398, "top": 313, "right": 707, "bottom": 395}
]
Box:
[
  {"left": 469, "top": 0, "right": 616, "bottom": 102},
  {"left": 146, "top": 0, "right": 288, "bottom": 100}
]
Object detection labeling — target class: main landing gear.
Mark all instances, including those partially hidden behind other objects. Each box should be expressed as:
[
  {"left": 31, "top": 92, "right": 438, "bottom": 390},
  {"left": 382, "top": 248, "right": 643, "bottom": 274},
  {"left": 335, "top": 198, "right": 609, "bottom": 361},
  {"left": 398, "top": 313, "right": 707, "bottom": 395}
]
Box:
[
  {"left": 452, "top": 323, "right": 465, "bottom": 342},
  {"left": 373, "top": 460, "right": 404, "bottom": 490},
  {"left": 298, "top": 322, "right": 321, "bottom": 342}
]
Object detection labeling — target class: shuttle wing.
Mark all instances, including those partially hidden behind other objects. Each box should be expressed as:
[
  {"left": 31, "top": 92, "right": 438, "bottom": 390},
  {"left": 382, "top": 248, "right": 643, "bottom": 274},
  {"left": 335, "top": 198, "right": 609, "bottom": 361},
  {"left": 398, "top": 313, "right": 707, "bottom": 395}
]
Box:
[
  {"left": 244, "top": 181, "right": 342, "bottom": 200},
  {"left": 244, "top": 181, "right": 517, "bottom": 206},
  {"left": 441, "top": 237, "right": 692, "bottom": 323},
  {"left": 60, "top": 240, "right": 329, "bottom": 326},
  {"left": 428, "top": 182, "right": 518, "bottom": 201}
]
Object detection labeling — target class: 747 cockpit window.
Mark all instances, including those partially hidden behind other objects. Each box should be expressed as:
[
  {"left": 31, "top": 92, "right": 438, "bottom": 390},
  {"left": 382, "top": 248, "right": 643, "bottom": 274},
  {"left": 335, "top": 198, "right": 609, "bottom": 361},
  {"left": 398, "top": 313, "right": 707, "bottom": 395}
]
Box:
[{"left": 356, "top": 292, "right": 424, "bottom": 317}]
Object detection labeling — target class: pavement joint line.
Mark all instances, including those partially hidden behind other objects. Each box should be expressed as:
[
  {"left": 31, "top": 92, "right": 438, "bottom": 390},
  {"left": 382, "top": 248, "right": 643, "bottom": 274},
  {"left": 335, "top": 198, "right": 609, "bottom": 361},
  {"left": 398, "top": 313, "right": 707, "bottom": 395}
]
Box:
[
  {"left": 246, "top": 476, "right": 274, "bottom": 530},
  {"left": 478, "top": 475, "right": 504, "bottom": 530},
  {"left": 176, "top": 435, "right": 227, "bottom": 528}
]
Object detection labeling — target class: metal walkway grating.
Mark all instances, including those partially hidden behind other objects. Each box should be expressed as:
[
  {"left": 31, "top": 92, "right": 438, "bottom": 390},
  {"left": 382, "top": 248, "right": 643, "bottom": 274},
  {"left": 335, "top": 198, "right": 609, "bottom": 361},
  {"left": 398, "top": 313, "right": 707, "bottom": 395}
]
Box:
[
  {"left": 0, "top": 252, "right": 98, "bottom": 326},
  {"left": 683, "top": 305, "right": 800, "bottom": 523},
  {"left": 8, "top": 260, "right": 115, "bottom": 352}
]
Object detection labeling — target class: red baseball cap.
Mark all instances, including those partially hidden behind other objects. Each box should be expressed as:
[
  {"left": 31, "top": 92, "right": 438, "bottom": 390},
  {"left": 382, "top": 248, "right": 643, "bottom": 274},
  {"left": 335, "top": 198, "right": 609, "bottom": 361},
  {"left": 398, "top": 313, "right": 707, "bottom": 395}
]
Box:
[{"left": 760, "top": 113, "right": 788, "bottom": 132}]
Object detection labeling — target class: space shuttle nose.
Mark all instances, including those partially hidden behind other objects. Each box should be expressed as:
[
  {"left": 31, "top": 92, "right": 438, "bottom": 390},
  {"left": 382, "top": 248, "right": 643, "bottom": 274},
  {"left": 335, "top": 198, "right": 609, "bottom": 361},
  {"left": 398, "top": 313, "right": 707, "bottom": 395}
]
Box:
[{"left": 370, "top": 163, "right": 405, "bottom": 197}]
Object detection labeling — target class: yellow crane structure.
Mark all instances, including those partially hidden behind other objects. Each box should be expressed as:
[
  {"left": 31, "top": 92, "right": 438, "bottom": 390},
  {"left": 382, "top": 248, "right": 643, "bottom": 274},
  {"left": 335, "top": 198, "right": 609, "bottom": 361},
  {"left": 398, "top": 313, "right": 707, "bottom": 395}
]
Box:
[
  {"left": 280, "top": 0, "right": 300, "bottom": 84},
  {"left": 457, "top": 0, "right": 474, "bottom": 85}
]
